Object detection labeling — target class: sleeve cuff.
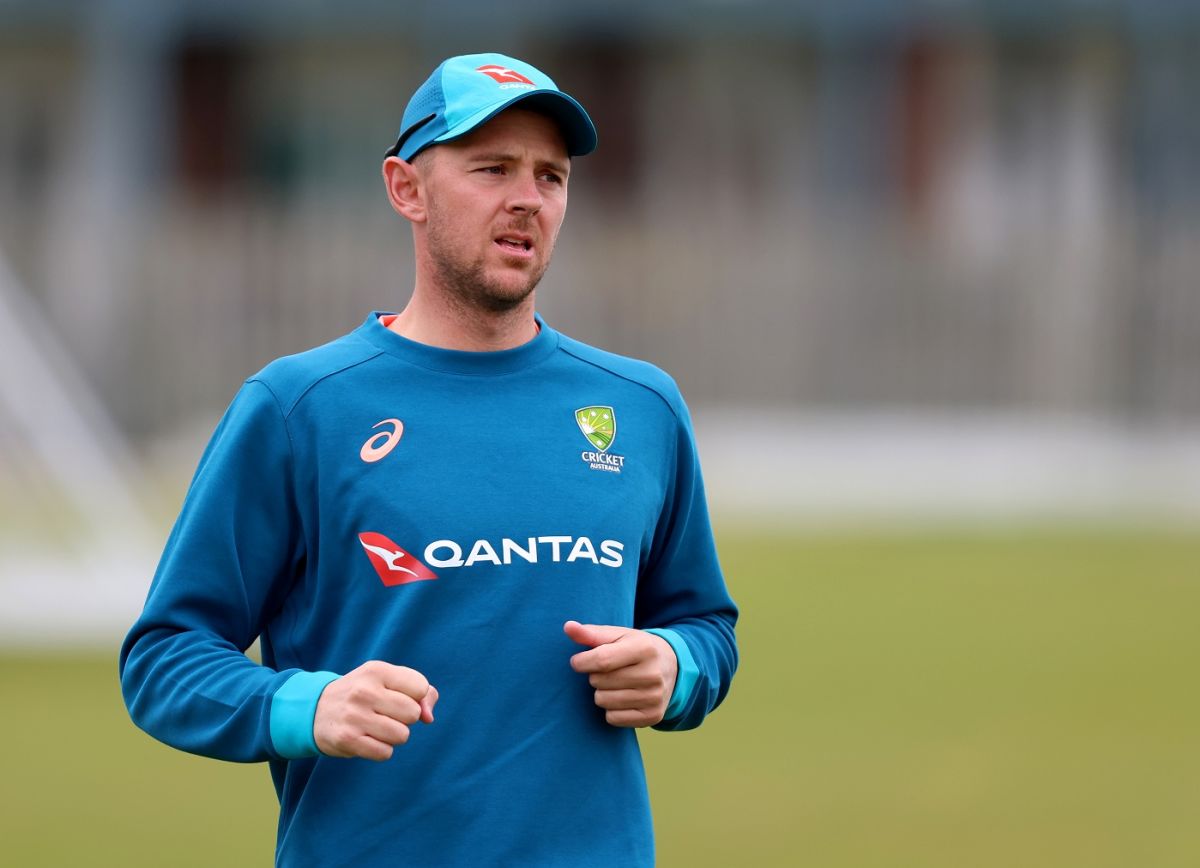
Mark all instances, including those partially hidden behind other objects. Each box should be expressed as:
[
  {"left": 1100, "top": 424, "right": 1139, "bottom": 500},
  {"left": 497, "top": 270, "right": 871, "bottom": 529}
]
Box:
[
  {"left": 269, "top": 670, "right": 341, "bottom": 759},
  {"left": 644, "top": 628, "right": 699, "bottom": 722}
]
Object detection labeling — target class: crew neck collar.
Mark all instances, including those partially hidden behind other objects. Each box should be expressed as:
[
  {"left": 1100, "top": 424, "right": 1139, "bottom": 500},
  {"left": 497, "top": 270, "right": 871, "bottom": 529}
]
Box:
[{"left": 356, "top": 311, "right": 559, "bottom": 376}]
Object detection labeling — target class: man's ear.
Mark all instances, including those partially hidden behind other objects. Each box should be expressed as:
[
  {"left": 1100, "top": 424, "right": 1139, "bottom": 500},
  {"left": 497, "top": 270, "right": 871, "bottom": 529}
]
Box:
[{"left": 382, "top": 156, "right": 426, "bottom": 223}]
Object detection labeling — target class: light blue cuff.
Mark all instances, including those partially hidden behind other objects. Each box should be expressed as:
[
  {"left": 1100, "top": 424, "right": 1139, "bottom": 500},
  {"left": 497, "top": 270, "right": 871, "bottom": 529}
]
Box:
[
  {"left": 269, "top": 670, "right": 341, "bottom": 759},
  {"left": 644, "top": 628, "right": 699, "bottom": 722}
]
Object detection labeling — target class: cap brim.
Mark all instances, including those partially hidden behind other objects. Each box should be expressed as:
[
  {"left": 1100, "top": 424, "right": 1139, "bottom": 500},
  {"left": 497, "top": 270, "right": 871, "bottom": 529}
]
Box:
[{"left": 433, "top": 89, "right": 597, "bottom": 158}]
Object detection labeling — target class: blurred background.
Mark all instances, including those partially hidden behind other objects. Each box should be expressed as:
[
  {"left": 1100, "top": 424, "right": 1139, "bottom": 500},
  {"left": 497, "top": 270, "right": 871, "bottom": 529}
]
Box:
[{"left": 1, "top": 1, "right": 1198, "bottom": 866}]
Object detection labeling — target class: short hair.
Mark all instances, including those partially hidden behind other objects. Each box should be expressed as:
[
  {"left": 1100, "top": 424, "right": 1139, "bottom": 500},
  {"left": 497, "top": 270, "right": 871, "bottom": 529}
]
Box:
[{"left": 410, "top": 148, "right": 437, "bottom": 175}]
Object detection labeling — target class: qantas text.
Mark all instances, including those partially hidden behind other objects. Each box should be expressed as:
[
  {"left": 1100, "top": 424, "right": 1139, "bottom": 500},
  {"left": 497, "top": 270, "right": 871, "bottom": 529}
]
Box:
[{"left": 423, "top": 536, "right": 625, "bottom": 569}]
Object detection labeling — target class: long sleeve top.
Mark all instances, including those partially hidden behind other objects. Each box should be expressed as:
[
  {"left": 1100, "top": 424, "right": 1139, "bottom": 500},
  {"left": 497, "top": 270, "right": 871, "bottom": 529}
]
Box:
[{"left": 120, "top": 312, "right": 738, "bottom": 867}]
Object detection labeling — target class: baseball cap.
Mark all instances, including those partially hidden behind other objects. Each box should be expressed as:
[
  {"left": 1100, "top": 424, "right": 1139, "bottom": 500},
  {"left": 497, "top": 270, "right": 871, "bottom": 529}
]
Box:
[{"left": 385, "top": 52, "right": 597, "bottom": 161}]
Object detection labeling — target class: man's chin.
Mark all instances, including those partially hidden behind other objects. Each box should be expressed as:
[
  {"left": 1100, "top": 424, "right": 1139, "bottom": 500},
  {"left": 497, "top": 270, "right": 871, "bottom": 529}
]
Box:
[
  {"left": 442, "top": 270, "right": 535, "bottom": 313},
  {"left": 475, "top": 266, "right": 548, "bottom": 311},
  {"left": 431, "top": 254, "right": 547, "bottom": 314}
]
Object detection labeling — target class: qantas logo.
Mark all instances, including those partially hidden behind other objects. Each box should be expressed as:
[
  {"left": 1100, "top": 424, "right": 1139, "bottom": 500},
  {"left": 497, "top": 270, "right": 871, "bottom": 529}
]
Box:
[
  {"left": 476, "top": 64, "right": 535, "bottom": 87},
  {"left": 360, "top": 418, "right": 404, "bottom": 463},
  {"left": 358, "top": 532, "right": 438, "bottom": 586},
  {"left": 359, "top": 532, "right": 625, "bottom": 585},
  {"left": 424, "top": 535, "right": 624, "bottom": 568}
]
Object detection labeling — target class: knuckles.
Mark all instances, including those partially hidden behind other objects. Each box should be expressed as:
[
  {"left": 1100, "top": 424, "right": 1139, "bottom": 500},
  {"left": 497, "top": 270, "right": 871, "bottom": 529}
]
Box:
[
  {"left": 604, "top": 709, "right": 661, "bottom": 728},
  {"left": 400, "top": 668, "right": 431, "bottom": 698},
  {"left": 346, "top": 683, "right": 378, "bottom": 706},
  {"left": 583, "top": 647, "right": 616, "bottom": 672},
  {"left": 395, "top": 703, "right": 421, "bottom": 726},
  {"left": 364, "top": 741, "right": 394, "bottom": 762},
  {"left": 355, "top": 661, "right": 430, "bottom": 697},
  {"left": 588, "top": 666, "right": 662, "bottom": 691}
]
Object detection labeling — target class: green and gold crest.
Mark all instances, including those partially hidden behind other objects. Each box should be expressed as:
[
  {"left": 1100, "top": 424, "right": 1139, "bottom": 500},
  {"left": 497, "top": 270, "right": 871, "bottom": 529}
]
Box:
[{"left": 575, "top": 406, "right": 616, "bottom": 452}]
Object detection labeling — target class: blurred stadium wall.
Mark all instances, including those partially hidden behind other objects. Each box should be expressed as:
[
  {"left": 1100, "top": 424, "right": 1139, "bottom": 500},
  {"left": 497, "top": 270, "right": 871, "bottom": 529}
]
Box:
[{"left": 1, "top": 1, "right": 1198, "bottom": 640}]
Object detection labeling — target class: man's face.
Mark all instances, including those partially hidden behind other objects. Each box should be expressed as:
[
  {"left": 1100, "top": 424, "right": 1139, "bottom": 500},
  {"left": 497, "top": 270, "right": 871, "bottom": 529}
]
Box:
[{"left": 416, "top": 108, "right": 570, "bottom": 313}]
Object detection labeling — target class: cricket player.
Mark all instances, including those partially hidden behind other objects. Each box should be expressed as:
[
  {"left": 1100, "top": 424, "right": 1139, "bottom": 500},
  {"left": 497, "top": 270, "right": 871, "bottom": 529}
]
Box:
[{"left": 120, "top": 52, "right": 738, "bottom": 867}]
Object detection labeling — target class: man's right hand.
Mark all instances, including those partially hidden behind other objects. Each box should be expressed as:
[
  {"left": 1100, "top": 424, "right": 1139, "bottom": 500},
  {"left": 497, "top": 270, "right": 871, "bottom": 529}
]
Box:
[{"left": 313, "top": 661, "right": 438, "bottom": 761}]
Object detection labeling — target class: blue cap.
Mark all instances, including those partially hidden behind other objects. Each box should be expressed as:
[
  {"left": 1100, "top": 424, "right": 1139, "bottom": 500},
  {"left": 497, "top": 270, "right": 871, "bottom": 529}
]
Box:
[{"left": 386, "top": 53, "right": 598, "bottom": 161}]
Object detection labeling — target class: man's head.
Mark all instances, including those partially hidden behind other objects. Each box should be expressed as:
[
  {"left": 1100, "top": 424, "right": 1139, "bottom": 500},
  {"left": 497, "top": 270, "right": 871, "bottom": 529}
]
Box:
[{"left": 382, "top": 54, "right": 596, "bottom": 315}]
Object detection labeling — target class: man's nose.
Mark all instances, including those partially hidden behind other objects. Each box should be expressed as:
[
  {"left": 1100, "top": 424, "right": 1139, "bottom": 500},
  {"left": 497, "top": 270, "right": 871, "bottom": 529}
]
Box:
[{"left": 506, "top": 172, "right": 543, "bottom": 214}]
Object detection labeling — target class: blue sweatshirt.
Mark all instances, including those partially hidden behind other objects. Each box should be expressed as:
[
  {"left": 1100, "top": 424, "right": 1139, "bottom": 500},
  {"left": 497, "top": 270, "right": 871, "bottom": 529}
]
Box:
[{"left": 120, "top": 313, "right": 738, "bottom": 867}]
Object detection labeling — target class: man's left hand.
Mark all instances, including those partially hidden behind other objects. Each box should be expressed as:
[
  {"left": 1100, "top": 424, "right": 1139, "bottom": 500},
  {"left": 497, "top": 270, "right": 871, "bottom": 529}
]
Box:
[{"left": 564, "top": 620, "right": 678, "bottom": 727}]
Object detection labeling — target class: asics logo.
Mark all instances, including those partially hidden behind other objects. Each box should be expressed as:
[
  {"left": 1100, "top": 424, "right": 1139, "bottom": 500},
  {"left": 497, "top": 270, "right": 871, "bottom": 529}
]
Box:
[
  {"left": 358, "top": 532, "right": 438, "bottom": 586},
  {"left": 360, "top": 418, "right": 404, "bottom": 463},
  {"left": 476, "top": 64, "right": 535, "bottom": 86}
]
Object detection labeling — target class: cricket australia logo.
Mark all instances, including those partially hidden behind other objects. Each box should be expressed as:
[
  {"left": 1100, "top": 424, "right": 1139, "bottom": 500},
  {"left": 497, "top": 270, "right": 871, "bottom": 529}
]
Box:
[{"left": 575, "top": 406, "right": 626, "bottom": 474}]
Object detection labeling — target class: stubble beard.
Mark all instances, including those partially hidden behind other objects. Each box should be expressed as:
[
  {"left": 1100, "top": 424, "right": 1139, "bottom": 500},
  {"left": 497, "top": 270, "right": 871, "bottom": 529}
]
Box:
[{"left": 425, "top": 209, "right": 553, "bottom": 315}]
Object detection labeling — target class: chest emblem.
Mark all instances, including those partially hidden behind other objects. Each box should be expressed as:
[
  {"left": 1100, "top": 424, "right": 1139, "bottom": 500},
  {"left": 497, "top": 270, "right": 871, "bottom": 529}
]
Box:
[
  {"left": 576, "top": 406, "right": 615, "bottom": 451},
  {"left": 575, "top": 405, "right": 626, "bottom": 474}
]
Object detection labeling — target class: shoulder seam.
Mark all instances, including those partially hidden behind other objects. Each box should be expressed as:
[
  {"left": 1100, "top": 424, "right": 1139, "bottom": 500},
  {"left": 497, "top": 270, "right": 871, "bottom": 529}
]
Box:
[
  {"left": 556, "top": 343, "right": 683, "bottom": 424},
  {"left": 242, "top": 380, "right": 294, "bottom": 458},
  {"left": 247, "top": 344, "right": 386, "bottom": 417}
]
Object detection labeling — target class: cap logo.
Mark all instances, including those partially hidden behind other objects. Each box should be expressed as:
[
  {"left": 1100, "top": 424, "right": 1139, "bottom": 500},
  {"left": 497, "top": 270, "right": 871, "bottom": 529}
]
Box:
[{"left": 476, "top": 64, "right": 535, "bottom": 86}]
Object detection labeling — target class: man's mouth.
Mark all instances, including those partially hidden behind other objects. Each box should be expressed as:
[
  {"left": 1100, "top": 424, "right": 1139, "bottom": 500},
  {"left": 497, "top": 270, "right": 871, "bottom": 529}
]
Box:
[{"left": 495, "top": 234, "right": 533, "bottom": 253}]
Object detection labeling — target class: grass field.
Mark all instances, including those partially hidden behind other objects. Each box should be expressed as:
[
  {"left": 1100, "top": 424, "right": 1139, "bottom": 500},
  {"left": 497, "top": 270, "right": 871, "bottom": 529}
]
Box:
[{"left": 3, "top": 527, "right": 1199, "bottom": 866}]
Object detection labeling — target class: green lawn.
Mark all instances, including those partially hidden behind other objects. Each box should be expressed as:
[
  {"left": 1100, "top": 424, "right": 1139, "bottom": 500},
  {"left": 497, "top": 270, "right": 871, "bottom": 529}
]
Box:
[{"left": 4, "top": 528, "right": 1199, "bottom": 866}]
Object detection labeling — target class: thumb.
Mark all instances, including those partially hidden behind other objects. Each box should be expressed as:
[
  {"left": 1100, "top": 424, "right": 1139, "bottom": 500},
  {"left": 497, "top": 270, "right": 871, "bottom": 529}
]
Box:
[
  {"left": 563, "top": 620, "right": 631, "bottom": 648},
  {"left": 419, "top": 684, "right": 438, "bottom": 724}
]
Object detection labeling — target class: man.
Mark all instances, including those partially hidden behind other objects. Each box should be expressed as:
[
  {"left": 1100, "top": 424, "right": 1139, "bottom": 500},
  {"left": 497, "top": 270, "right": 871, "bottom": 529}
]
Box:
[{"left": 120, "top": 52, "right": 737, "bottom": 867}]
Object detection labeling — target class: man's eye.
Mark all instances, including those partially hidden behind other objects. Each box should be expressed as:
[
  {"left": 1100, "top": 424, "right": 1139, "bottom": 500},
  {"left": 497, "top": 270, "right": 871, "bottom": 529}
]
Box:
[
  {"left": 540, "top": 172, "right": 563, "bottom": 184},
  {"left": 483, "top": 166, "right": 504, "bottom": 174}
]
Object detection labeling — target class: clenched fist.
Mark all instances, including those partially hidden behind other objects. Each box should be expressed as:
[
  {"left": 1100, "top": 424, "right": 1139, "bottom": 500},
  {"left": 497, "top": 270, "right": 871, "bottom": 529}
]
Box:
[
  {"left": 313, "top": 661, "right": 438, "bottom": 761},
  {"left": 564, "top": 620, "right": 678, "bottom": 728}
]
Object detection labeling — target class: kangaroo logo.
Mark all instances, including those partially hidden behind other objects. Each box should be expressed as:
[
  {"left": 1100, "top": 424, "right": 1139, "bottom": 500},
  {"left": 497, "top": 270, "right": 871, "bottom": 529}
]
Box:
[
  {"left": 358, "top": 532, "right": 438, "bottom": 586},
  {"left": 476, "top": 64, "right": 535, "bottom": 86}
]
